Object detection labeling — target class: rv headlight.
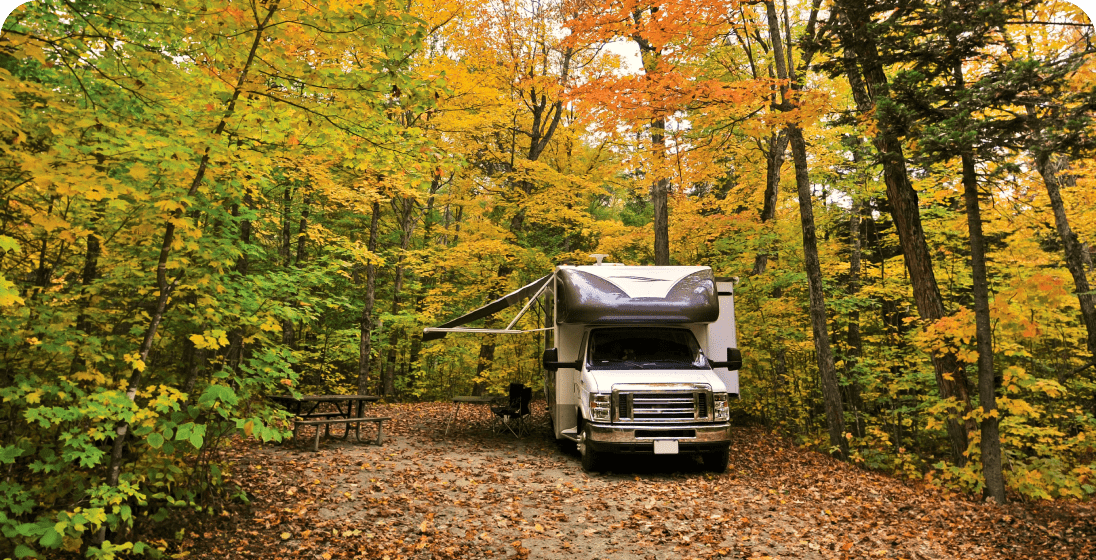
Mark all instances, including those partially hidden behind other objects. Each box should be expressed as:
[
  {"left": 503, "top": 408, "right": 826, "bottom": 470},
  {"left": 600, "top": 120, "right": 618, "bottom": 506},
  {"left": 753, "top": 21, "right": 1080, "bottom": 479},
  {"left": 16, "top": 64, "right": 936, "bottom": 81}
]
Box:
[
  {"left": 714, "top": 392, "right": 729, "bottom": 421},
  {"left": 589, "top": 393, "right": 611, "bottom": 421}
]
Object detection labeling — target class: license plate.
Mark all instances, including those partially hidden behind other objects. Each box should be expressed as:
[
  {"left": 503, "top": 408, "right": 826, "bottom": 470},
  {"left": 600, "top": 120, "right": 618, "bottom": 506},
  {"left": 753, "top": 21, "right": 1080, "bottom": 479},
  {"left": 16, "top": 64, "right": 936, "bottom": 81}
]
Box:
[{"left": 653, "top": 440, "right": 679, "bottom": 455}]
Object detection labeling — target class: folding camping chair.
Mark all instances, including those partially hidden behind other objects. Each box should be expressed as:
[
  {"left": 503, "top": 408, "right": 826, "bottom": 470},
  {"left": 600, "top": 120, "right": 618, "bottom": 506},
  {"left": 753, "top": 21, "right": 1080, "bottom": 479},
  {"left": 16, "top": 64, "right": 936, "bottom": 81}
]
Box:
[{"left": 491, "top": 382, "right": 532, "bottom": 437}]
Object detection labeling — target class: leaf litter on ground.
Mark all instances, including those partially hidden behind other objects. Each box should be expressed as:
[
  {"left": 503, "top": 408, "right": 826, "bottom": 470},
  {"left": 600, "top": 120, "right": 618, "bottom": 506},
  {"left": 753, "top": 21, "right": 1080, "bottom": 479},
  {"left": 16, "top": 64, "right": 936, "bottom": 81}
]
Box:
[{"left": 164, "top": 401, "right": 1093, "bottom": 559}]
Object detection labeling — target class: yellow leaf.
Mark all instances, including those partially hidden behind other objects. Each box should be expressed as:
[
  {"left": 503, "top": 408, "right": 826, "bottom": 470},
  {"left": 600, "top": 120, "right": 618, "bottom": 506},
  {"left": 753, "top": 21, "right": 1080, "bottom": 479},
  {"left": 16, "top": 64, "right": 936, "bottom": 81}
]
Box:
[
  {"left": 129, "top": 163, "right": 150, "bottom": 181},
  {"left": 280, "top": 532, "right": 291, "bottom": 540}
]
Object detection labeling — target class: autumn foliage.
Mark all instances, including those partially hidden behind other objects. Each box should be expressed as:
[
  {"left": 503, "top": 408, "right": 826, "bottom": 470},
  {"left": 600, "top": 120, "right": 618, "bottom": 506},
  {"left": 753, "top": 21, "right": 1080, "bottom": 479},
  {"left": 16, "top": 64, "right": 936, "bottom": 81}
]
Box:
[{"left": 1, "top": 0, "right": 1095, "bottom": 557}]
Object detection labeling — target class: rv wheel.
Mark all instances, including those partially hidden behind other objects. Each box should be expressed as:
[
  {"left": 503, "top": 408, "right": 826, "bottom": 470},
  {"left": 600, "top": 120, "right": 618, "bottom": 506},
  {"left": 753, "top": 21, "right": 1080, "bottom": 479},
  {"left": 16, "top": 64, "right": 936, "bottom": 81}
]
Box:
[
  {"left": 579, "top": 428, "right": 602, "bottom": 473},
  {"left": 704, "top": 446, "right": 729, "bottom": 473}
]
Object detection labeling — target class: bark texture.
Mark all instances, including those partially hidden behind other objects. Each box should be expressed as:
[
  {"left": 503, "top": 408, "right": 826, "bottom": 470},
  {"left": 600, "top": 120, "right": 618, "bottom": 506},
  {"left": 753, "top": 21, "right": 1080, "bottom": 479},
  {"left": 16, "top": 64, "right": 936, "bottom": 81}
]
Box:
[
  {"left": 765, "top": 0, "right": 847, "bottom": 458},
  {"left": 358, "top": 201, "right": 381, "bottom": 395},
  {"left": 1036, "top": 155, "right": 1096, "bottom": 362},
  {"left": 833, "top": 0, "right": 974, "bottom": 465}
]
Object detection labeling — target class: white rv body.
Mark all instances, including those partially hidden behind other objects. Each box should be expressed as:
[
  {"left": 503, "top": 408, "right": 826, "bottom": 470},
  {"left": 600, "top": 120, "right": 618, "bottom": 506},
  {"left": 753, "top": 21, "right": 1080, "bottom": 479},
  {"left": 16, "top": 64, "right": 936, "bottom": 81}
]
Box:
[
  {"left": 542, "top": 265, "right": 741, "bottom": 472},
  {"left": 423, "top": 262, "right": 741, "bottom": 472}
]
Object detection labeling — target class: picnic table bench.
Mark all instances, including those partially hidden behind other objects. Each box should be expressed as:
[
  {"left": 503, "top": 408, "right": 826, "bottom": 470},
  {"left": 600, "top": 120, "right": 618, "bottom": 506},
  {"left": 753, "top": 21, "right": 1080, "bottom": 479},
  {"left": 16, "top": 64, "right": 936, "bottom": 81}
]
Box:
[{"left": 270, "top": 394, "right": 389, "bottom": 452}]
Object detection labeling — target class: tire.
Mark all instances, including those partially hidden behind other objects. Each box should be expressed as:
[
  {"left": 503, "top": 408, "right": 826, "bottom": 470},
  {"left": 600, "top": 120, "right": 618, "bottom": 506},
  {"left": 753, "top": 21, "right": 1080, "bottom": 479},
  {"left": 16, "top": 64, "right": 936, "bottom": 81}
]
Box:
[
  {"left": 704, "top": 446, "right": 729, "bottom": 473},
  {"left": 579, "top": 427, "right": 602, "bottom": 473}
]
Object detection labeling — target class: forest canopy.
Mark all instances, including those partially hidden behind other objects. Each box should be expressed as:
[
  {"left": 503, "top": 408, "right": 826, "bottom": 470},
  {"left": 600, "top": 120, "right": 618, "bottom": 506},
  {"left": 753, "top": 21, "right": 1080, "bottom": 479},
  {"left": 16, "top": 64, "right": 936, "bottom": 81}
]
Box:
[{"left": 1, "top": 0, "right": 1095, "bottom": 556}]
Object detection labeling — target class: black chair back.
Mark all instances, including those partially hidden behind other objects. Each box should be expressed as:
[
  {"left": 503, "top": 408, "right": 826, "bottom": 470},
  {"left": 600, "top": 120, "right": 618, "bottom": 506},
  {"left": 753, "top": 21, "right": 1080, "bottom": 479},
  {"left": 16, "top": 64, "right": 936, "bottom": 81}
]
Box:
[
  {"left": 507, "top": 382, "right": 524, "bottom": 410},
  {"left": 519, "top": 386, "right": 532, "bottom": 416}
]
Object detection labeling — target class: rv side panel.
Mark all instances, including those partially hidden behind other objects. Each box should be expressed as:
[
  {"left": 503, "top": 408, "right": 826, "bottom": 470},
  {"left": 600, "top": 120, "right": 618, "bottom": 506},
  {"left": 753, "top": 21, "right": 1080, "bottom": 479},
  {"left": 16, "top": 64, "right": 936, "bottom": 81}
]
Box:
[{"left": 709, "top": 280, "right": 740, "bottom": 396}]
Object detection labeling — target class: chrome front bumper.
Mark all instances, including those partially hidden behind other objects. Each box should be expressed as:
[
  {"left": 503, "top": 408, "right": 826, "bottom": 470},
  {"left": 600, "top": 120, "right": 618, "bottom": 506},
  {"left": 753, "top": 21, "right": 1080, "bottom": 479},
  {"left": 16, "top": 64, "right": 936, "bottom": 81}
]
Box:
[{"left": 585, "top": 422, "right": 731, "bottom": 452}]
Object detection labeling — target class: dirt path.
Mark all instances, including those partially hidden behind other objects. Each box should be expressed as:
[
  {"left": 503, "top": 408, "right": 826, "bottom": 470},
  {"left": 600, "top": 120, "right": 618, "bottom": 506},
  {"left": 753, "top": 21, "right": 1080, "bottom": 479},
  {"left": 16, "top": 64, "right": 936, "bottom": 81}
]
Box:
[{"left": 188, "top": 402, "right": 1093, "bottom": 559}]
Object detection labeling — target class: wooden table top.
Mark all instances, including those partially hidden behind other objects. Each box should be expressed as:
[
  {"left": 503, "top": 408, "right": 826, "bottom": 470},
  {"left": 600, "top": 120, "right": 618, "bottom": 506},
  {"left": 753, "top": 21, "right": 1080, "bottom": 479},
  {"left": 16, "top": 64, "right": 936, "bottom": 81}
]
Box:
[
  {"left": 451, "top": 396, "right": 499, "bottom": 404},
  {"left": 270, "top": 394, "right": 382, "bottom": 403}
]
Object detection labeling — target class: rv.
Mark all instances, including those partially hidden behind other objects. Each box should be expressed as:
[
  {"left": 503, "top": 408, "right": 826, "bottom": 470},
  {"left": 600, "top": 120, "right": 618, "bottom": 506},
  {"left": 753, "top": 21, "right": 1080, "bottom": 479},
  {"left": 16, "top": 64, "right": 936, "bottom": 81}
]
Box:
[{"left": 424, "top": 261, "right": 741, "bottom": 472}]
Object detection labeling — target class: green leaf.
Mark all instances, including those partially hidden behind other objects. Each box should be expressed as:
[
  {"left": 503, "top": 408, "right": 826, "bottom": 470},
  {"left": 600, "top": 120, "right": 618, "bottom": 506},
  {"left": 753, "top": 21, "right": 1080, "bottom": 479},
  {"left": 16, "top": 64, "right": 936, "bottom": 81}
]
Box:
[
  {"left": 14, "top": 544, "right": 37, "bottom": 558},
  {"left": 147, "top": 433, "right": 164, "bottom": 449},
  {"left": 0, "top": 235, "right": 18, "bottom": 253},
  {"left": 39, "top": 527, "right": 62, "bottom": 548}
]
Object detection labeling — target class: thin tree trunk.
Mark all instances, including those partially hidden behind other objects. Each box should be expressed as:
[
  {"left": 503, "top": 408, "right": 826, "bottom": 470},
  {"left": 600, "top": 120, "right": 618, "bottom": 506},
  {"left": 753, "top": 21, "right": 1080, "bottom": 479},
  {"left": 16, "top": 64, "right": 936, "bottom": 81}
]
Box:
[
  {"left": 234, "top": 188, "right": 253, "bottom": 276},
  {"left": 98, "top": 3, "right": 279, "bottom": 544},
  {"left": 764, "top": 0, "right": 846, "bottom": 459},
  {"left": 1035, "top": 154, "right": 1096, "bottom": 361},
  {"left": 845, "top": 196, "right": 865, "bottom": 431},
  {"left": 632, "top": 14, "right": 670, "bottom": 266},
  {"left": 651, "top": 118, "right": 670, "bottom": 265},
  {"left": 279, "top": 186, "right": 297, "bottom": 347},
  {"left": 788, "top": 127, "right": 848, "bottom": 459},
  {"left": 382, "top": 196, "right": 416, "bottom": 397},
  {"left": 358, "top": 201, "right": 381, "bottom": 395},
  {"left": 752, "top": 131, "right": 789, "bottom": 276},
  {"left": 961, "top": 151, "right": 1005, "bottom": 503},
  {"left": 280, "top": 185, "right": 293, "bottom": 265},
  {"left": 834, "top": 0, "right": 973, "bottom": 464},
  {"left": 296, "top": 193, "right": 310, "bottom": 265}
]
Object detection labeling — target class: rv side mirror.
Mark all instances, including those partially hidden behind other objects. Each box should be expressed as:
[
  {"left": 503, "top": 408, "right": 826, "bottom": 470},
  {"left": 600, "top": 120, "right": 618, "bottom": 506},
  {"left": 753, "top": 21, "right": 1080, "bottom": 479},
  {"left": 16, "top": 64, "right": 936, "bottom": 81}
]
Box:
[
  {"left": 542, "top": 348, "right": 580, "bottom": 371},
  {"left": 726, "top": 348, "right": 742, "bottom": 370},
  {"left": 711, "top": 348, "right": 743, "bottom": 370},
  {"left": 543, "top": 348, "right": 560, "bottom": 371}
]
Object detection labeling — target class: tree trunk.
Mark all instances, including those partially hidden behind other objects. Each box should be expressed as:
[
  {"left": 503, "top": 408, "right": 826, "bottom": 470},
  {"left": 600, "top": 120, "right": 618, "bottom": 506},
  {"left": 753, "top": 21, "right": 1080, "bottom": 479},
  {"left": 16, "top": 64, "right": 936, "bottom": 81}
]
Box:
[
  {"left": 296, "top": 193, "right": 311, "bottom": 265},
  {"left": 845, "top": 196, "right": 866, "bottom": 432},
  {"left": 961, "top": 151, "right": 1006, "bottom": 503},
  {"left": 632, "top": 16, "right": 670, "bottom": 266},
  {"left": 651, "top": 117, "right": 670, "bottom": 265},
  {"left": 834, "top": 0, "right": 974, "bottom": 464},
  {"left": 98, "top": 5, "right": 280, "bottom": 544},
  {"left": 764, "top": 0, "right": 846, "bottom": 458},
  {"left": 752, "top": 131, "right": 789, "bottom": 276},
  {"left": 280, "top": 185, "right": 293, "bottom": 266},
  {"left": 382, "top": 196, "right": 417, "bottom": 397},
  {"left": 789, "top": 126, "right": 848, "bottom": 459},
  {"left": 1036, "top": 154, "right": 1096, "bottom": 361},
  {"left": 358, "top": 201, "right": 381, "bottom": 395}
]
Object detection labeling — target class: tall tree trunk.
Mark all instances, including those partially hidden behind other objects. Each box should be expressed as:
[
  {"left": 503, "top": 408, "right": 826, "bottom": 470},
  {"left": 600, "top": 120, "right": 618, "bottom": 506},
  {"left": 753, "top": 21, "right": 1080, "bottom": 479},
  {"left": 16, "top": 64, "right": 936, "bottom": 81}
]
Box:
[
  {"left": 961, "top": 151, "right": 1006, "bottom": 503},
  {"left": 651, "top": 117, "right": 671, "bottom": 265},
  {"left": 98, "top": 5, "right": 280, "bottom": 544},
  {"left": 1035, "top": 154, "right": 1096, "bottom": 361},
  {"left": 280, "top": 185, "right": 293, "bottom": 265},
  {"left": 358, "top": 201, "right": 381, "bottom": 395},
  {"left": 845, "top": 196, "right": 866, "bottom": 431},
  {"left": 765, "top": 0, "right": 846, "bottom": 458},
  {"left": 834, "top": 0, "right": 974, "bottom": 464},
  {"left": 632, "top": 13, "right": 670, "bottom": 266},
  {"left": 382, "top": 196, "right": 417, "bottom": 397},
  {"left": 789, "top": 126, "right": 848, "bottom": 459},
  {"left": 752, "top": 131, "right": 789, "bottom": 276},
  {"left": 296, "top": 193, "right": 311, "bottom": 265},
  {"left": 945, "top": 42, "right": 1005, "bottom": 502}
]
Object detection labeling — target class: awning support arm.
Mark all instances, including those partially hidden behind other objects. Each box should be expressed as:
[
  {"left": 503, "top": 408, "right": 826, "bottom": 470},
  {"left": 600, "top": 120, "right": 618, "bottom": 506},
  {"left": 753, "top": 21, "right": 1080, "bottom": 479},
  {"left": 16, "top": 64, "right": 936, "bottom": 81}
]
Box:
[{"left": 505, "top": 277, "right": 552, "bottom": 331}]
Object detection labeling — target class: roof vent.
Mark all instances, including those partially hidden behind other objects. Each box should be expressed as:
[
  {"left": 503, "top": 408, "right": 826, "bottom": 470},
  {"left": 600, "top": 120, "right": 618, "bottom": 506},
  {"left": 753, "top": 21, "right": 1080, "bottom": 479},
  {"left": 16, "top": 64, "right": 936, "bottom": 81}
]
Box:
[{"left": 589, "top": 253, "right": 609, "bottom": 265}]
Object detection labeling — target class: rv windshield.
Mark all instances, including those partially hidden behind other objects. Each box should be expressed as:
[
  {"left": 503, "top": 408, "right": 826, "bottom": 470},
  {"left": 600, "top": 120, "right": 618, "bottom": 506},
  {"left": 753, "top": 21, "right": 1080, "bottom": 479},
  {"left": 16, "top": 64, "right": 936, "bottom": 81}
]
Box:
[{"left": 586, "top": 328, "right": 709, "bottom": 370}]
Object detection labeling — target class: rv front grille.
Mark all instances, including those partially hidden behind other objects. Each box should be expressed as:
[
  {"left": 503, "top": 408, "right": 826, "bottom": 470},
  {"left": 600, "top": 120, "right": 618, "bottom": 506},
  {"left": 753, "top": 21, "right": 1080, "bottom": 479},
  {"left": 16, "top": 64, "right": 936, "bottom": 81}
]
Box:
[{"left": 614, "top": 390, "right": 711, "bottom": 423}]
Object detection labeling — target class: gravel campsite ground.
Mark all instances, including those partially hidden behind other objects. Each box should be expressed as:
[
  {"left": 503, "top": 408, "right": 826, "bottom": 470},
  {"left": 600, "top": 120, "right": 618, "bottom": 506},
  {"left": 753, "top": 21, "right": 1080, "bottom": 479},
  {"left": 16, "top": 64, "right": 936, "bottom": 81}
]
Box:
[{"left": 174, "top": 402, "right": 1094, "bottom": 560}]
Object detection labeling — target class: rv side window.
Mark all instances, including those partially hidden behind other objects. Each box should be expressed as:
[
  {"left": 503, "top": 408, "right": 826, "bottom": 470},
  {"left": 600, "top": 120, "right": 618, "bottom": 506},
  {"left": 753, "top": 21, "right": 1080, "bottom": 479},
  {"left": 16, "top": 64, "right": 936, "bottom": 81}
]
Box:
[{"left": 586, "top": 328, "right": 708, "bottom": 370}]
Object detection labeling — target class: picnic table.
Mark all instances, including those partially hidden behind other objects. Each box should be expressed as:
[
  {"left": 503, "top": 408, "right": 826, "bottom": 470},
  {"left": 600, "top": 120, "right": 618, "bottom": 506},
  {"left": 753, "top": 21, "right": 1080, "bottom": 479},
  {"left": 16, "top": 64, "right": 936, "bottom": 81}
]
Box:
[{"left": 270, "top": 394, "right": 388, "bottom": 451}]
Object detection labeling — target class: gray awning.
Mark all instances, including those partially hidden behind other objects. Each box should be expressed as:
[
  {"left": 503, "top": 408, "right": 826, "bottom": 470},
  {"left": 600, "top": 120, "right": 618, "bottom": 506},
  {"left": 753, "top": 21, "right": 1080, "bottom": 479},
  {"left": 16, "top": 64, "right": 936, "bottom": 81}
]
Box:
[{"left": 422, "top": 274, "right": 552, "bottom": 342}]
